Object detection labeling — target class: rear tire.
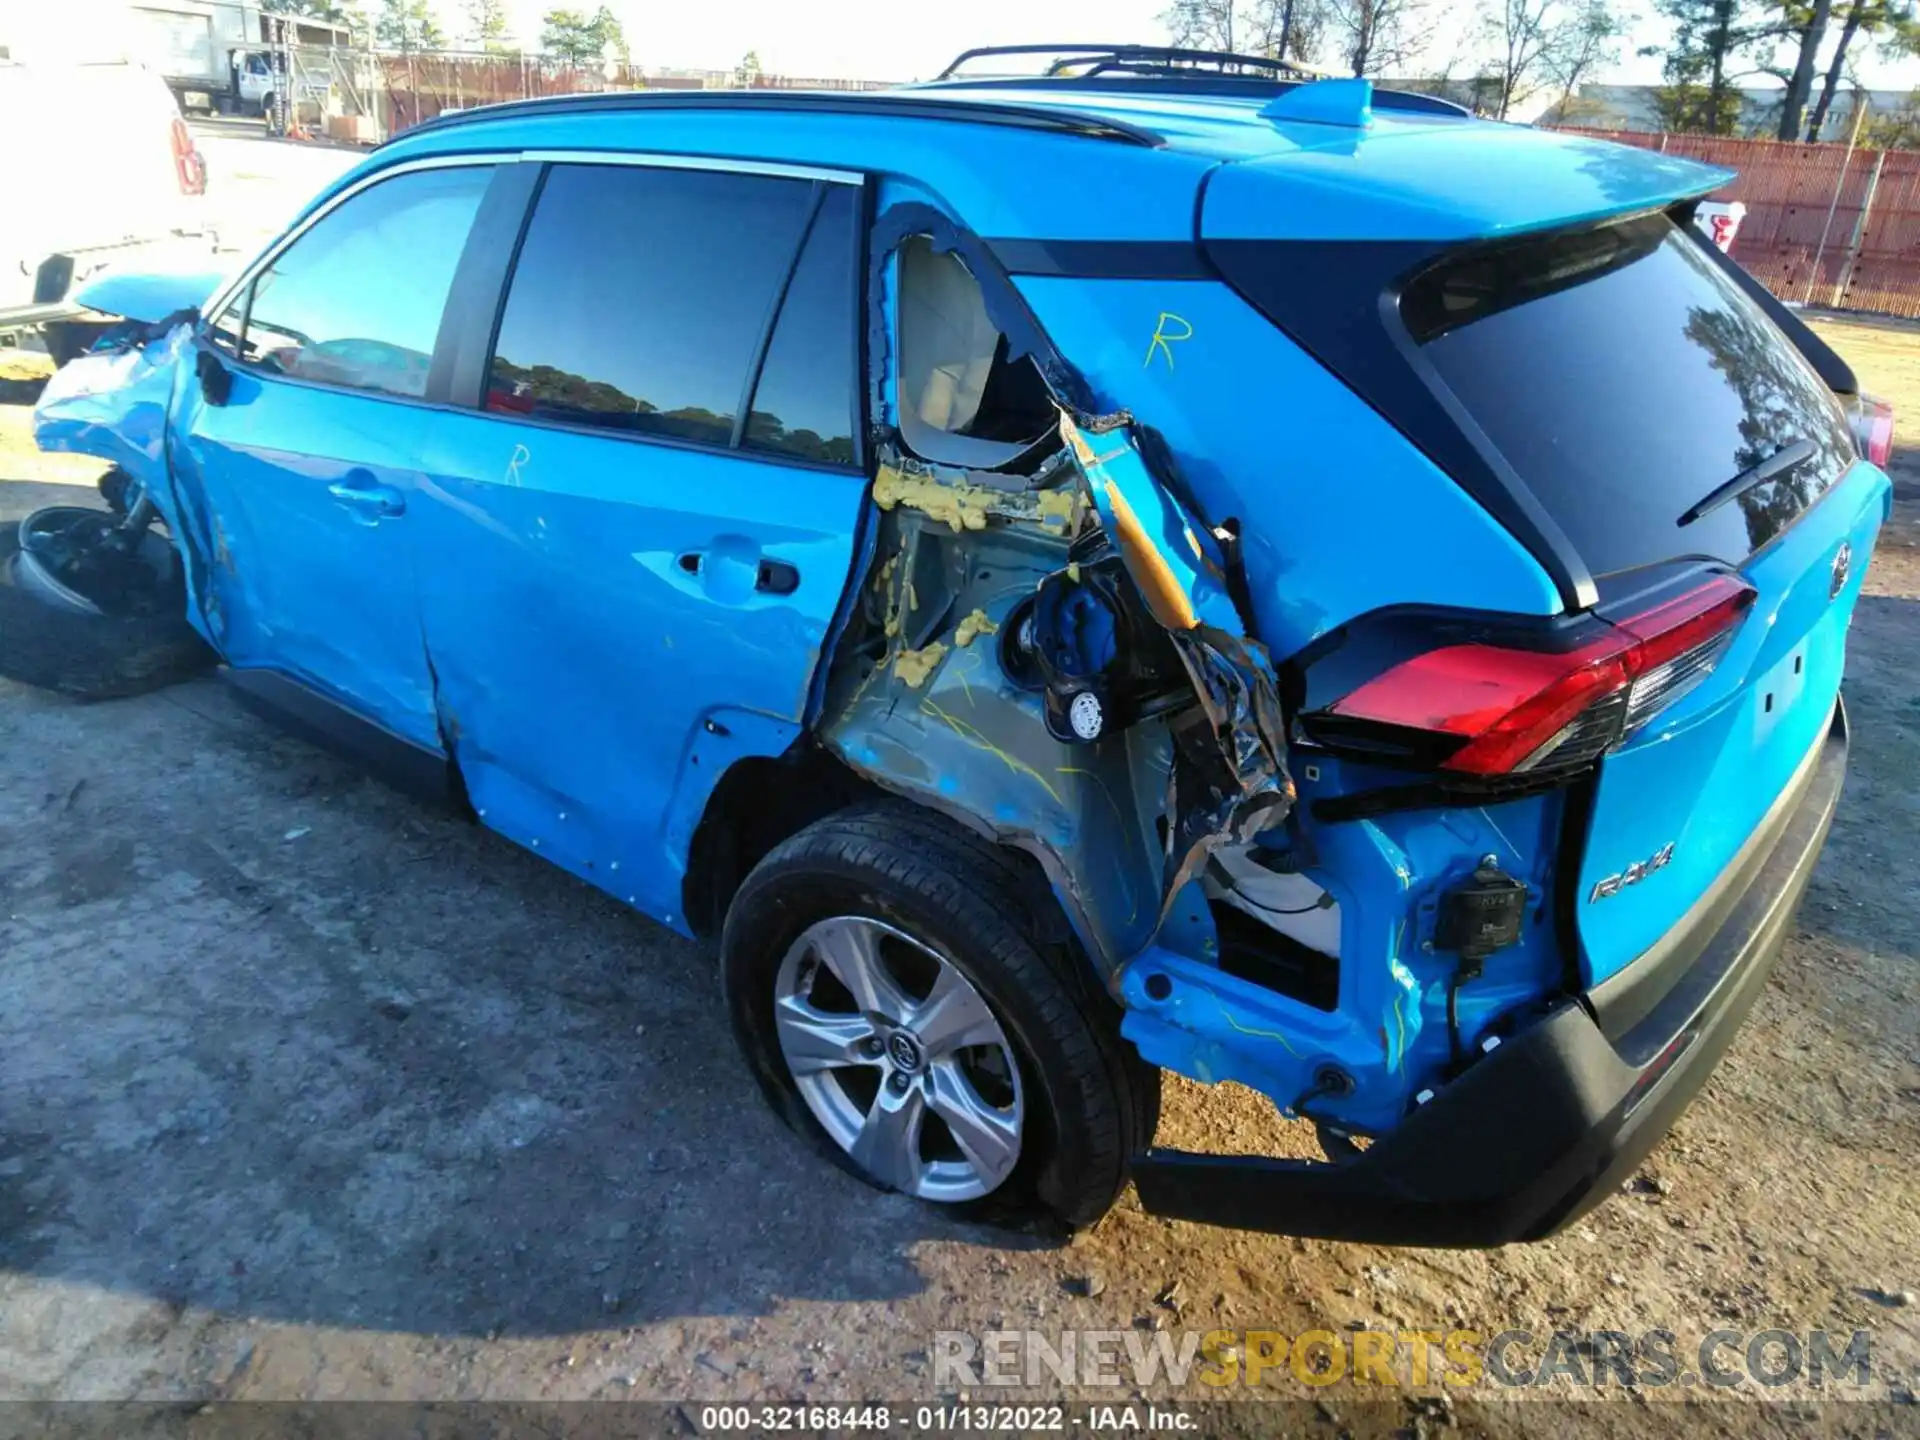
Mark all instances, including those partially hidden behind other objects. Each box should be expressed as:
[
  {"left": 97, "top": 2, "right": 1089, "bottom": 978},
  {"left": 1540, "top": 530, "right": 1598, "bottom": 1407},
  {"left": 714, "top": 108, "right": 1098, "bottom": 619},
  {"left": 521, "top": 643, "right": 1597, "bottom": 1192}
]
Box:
[
  {"left": 0, "top": 520, "right": 215, "bottom": 700},
  {"left": 721, "top": 802, "right": 1158, "bottom": 1229}
]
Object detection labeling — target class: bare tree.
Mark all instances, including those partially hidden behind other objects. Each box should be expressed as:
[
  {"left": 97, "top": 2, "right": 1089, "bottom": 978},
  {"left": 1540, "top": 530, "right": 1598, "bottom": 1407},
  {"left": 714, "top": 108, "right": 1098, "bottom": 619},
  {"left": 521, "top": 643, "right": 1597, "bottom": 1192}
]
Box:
[
  {"left": 1164, "top": 0, "right": 1242, "bottom": 50},
  {"left": 1478, "top": 0, "right": 1562, "bottom": 117},
  {"left": 1545, "top": 0, "right": 1624, "bottom": 117},
  {"left": 1326, "top": 0, "right": 1434, "bottom": 73},
  {"left": 1164, "top": 0, "right": 1327, "bottom": 60},
  {"left": 1245, "top": 0, "right": 1331, "bottom": 60}
]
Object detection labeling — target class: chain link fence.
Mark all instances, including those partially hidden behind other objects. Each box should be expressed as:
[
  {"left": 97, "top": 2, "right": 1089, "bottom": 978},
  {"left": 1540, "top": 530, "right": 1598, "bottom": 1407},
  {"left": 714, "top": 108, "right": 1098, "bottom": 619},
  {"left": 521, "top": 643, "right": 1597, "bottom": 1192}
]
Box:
[{"left": 1557, "top": 126, "right": 1920, "bottom": 319}]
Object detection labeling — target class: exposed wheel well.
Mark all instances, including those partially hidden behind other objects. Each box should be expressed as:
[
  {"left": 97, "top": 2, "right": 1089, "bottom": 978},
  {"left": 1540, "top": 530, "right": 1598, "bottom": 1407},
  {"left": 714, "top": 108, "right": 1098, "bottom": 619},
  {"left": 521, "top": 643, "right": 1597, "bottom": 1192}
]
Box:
[
  {"left": 681, "top": 745, "right": 879, "bottom": 938},
  {"left": 680, "top": 745, "right": 1074, "bottom": 953}
]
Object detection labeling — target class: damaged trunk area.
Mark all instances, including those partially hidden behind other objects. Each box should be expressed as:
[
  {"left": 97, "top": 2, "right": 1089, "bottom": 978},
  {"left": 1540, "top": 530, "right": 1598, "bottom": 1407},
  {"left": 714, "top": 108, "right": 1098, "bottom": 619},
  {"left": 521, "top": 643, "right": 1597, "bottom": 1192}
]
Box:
[{"left": 819, "top": 212, "right": 1294, "bottom": 975}]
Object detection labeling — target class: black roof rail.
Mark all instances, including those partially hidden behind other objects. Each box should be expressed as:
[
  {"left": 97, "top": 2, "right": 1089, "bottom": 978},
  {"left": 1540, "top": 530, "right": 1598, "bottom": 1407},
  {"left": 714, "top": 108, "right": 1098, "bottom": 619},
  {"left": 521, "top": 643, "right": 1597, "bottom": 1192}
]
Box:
[
  {"left": 935, "top": 43, "right": 1319, "bottom": 83},
  {"left": 388, "top": 87, "right": 1165, "bottom": 148},
  {"left": 924, "top": 44, "right": 1472, "bottom": 118},
  {"left": 924, "top": 72, "right": 1473, "bottom": 117}
]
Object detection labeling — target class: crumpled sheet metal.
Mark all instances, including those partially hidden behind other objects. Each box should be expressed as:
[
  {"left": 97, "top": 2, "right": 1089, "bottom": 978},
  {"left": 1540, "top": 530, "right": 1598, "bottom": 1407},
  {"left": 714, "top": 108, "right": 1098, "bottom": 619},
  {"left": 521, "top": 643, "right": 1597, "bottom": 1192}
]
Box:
[
  {"left": 1057, "top": 410, "right": 1294, "bottom": 909},
  {"left": 828, "top": 205, "right": 1296, "bottom": 976},
  {"left": 33, "top": 322, "right": 222, "bottom": 648},
  {"left": 32, "top": 324, "right": 189, "bottom": 501},
  {"left": 822, "top": 504, "right": 1168, "bottom": 969}
]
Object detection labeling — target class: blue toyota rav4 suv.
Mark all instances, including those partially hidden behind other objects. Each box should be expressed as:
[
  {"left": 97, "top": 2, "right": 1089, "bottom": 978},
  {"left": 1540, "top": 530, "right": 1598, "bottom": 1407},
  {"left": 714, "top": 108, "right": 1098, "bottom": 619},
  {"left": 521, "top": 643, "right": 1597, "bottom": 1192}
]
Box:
[{"left": 28, "top": 45, "right": 1893, "bottom": 1244}]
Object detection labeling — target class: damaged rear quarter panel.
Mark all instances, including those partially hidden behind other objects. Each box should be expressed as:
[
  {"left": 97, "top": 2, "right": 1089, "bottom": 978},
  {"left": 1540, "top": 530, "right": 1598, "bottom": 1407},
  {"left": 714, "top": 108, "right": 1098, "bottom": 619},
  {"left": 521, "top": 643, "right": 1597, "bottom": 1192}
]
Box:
[
  {"left": 825, "top": 496, "right": 1170, "bottom": 966},
  {"left": 819, "top": 203, "right": 1293, "bottom": 977},
  {"left": 1010, "top": 275, "right": 1563, "bottom": 655}
]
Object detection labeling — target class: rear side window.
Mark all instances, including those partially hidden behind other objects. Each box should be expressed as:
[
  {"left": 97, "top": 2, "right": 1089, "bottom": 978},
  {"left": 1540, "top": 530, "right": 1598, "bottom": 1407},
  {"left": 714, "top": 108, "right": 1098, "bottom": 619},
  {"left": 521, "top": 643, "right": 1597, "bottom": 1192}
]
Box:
[
  {"left": 221, "top": 165, "right": 491, "bottom": 398},
  {"left": 743, "top": 184, "right": 859, "bottom": 466},
  {"left": 894, "top": 235, "right": 1055, "bottom": 470},
  {"left": 1403, "top": 214, "right": 1855, "bottom": 576},
  {"left": 487, "top": 163, "right": 855, "bottom": 456}
]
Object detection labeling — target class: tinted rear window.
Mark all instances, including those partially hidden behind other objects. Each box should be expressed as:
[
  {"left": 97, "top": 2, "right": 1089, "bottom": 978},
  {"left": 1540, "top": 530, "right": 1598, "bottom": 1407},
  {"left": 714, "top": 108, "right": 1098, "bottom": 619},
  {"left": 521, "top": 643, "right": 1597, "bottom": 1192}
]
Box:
[
  {"left": 1403, "top": 215, "right": 1854, "bottom": 577},
  {"left": 486, "top": 164, "right": 815, "bottom": 447}
]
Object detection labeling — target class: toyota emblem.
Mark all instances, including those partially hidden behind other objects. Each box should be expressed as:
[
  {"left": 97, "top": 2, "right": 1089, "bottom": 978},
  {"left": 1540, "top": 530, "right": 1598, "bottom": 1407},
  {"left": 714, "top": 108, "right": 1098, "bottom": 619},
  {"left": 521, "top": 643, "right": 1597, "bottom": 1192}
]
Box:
[{"left": 1830, "top": 541, "right": 1852, "bottom": 600}]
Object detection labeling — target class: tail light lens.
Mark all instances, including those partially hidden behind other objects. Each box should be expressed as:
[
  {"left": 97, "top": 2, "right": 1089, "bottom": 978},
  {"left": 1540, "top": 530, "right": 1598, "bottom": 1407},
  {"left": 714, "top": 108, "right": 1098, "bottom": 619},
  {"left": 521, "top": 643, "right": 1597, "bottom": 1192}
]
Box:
[
  {"left": 1849, "top": 391, "right": 1894, "bottom": 468},
  {"left": 1317, "top": 576, "right": 1755, "bottom": 776},
  {"left": 169, "top": 117, "right": 206, "bottom": 196}
]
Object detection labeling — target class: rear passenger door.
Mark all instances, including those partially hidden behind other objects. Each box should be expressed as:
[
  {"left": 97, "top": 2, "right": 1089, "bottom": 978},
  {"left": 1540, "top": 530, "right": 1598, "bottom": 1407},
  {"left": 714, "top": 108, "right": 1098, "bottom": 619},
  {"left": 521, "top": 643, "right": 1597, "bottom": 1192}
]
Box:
[{"left": 414, "top": 158, "right": 867, "bottom": 924}]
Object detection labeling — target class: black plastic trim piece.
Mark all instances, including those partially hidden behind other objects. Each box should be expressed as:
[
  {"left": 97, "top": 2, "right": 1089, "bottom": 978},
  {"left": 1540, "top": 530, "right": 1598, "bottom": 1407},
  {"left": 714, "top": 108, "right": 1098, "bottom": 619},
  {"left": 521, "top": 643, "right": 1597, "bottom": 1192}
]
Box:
[
  {"left": 987, "top": 238, "right": 1216, "bottom": 280},
  {"left": 934, "top": 42, "right": 1316, "bottom": 83},
  {"left": 433, "top": 159, "right": 543, "bottom": 410},
  {"left": 1309, "top": 769, "right": 1573, "bottom": 822},
  {"left": 222, "top": 666, "right": 463, "bottom": 809},
  {"left": 733, "top": 182, "right": 826, "bottom": 449},
  {"left": 924, "top": 72, "right": 1471, "bottom": 116},
  {"left": 392, "top": 90, "right": 1165, "bottom": 149},
  {"left": 1130, "top": 698, "right": 1846, "bottom": 1246},
  {"left": 1676, "top": 204, "right": 1859, "bottom": 397}
]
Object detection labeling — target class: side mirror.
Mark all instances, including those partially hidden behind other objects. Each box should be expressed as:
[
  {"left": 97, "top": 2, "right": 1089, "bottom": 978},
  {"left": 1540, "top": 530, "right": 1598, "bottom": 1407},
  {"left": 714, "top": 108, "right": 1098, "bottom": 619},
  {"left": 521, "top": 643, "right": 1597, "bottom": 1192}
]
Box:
[{"left": 197, "top": 348, "right": 232, "bottom": 406}]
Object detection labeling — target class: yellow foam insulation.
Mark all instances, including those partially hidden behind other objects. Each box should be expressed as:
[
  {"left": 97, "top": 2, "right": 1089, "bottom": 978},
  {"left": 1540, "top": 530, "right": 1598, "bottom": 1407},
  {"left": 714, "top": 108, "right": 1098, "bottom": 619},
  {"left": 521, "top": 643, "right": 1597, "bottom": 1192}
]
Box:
[
  {"left": 893, "top": 641, "right": 948, "bottom": 687},
  {"left": 873, "top": 467, "right": 997, "bottom": 533},
  {"left": 1034, "top": 487, "right": 1082, "bottom": 530},
  {"left": 953, "top": 609, "right": 998, "bottom": 648},
  {"left": 874, "top": 463, "right": 1084, "bottom": 536}
]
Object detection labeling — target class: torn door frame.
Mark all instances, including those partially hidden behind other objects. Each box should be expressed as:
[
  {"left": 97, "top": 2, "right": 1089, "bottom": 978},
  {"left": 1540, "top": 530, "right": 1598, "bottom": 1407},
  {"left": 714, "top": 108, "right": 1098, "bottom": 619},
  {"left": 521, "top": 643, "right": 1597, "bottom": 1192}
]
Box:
[{"left": 817, "top": 198, "right": 1294, "bottom": 979}]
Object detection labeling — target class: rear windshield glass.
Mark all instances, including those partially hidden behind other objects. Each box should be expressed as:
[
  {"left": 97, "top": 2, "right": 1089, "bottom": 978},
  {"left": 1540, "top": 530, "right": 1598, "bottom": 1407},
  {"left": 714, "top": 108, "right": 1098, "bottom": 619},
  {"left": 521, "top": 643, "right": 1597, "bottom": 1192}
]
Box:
[{"left": 1402, "top": 214, "right": 1855, "bottom": 578}]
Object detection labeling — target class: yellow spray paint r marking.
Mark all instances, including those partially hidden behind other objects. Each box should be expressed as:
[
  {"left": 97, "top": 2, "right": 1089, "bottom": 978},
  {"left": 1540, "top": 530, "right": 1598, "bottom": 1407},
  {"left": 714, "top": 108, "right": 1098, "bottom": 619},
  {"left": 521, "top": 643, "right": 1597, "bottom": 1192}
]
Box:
[
  {"left": 1144, "top": 311, "right": 1194, "bottom": 370},
  {"left": 920, "top": 697, "right": 1064, "bottom": 806},
  {"left": 1222, "top": 1010, "right": 1305, "bottom": 1057}
]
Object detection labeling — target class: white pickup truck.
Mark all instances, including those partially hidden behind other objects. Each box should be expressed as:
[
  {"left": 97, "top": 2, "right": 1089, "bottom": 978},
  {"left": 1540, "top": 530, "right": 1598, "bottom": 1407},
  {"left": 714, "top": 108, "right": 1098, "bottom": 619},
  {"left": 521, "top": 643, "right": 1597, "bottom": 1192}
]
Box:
[{"left": 0, "top": 61, "right": 219, "bottom": 363}]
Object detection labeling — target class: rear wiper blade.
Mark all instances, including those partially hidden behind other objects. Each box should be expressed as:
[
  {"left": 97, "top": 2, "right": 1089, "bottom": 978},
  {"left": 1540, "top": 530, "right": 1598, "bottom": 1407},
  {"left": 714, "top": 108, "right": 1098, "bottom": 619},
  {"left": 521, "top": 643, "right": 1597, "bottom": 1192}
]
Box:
[{"left": 1678, "top": 437, "right": 1817, "bottom": 527}]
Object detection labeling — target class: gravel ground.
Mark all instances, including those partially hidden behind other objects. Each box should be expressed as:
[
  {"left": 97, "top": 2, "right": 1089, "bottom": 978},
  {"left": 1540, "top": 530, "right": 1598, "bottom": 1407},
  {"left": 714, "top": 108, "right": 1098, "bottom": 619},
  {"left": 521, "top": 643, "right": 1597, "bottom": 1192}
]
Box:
[{"left": 0, "top": 316, "right": 1915, "bottom": 1436}]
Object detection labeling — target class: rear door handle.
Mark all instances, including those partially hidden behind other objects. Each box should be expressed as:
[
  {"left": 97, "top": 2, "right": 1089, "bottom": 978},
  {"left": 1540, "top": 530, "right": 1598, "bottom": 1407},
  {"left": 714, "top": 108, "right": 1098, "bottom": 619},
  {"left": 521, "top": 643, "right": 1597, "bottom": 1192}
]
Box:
[
  {"left": 327, "top": 480, "right": 406, "bottom": 520},
  {"left": 755, "top": 559, "right": 800, "bottom": 595}
]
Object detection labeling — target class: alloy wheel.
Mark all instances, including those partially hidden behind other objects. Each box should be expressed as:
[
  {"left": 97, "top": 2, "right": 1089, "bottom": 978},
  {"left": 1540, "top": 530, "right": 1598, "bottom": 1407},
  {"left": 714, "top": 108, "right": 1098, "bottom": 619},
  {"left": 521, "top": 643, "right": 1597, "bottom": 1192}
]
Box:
[{"left": 772, "top": 915, "right": 1024, "bottom": 1202}]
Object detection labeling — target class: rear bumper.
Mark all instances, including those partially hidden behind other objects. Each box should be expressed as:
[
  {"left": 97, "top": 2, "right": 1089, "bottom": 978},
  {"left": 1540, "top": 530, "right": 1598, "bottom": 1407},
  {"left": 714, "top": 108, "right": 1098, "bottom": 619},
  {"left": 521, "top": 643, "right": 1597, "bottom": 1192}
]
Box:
[{"left": 1132, "top": 698, "right": 1848, "bottom": 1246}]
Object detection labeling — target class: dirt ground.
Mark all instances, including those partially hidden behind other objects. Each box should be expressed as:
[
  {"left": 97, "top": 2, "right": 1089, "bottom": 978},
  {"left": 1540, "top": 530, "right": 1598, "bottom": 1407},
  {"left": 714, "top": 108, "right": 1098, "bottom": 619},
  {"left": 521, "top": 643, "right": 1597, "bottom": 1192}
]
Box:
[{"left": 0, "top": 317, "right": 1916, "bottom": 1436}]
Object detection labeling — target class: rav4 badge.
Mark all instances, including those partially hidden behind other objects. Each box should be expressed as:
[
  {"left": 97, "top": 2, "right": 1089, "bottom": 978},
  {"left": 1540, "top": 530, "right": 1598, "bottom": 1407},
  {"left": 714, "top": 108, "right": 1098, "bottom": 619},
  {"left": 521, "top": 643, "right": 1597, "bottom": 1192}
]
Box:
[{"left": 1589, "top": 841, "right": 1677, "bottom": 903}]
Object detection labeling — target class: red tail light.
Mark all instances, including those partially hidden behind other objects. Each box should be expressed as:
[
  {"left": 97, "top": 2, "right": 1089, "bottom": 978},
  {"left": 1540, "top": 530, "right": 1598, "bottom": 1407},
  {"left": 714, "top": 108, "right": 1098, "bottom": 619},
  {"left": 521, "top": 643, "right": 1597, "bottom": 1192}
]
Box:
[
  {"left": 1849, "top": 392, "right": 1894, "bottom": 469},
  {"left": 169, "top": 117, "right": 206, "bottom": 196},
  {"left": 1325, "top": 576, "right": 1755, "bottom": 776}
]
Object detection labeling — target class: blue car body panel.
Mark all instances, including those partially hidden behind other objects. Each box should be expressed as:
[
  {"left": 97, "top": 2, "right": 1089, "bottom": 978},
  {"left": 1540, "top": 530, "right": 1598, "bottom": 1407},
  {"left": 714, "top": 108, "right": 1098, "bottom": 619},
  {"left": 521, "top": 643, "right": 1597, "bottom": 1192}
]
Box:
[
  {"left": 408, "top": 412, "right": 865, "bottom": 933},
  {"left": 1199, "top": 120, "right": 1731, "bottom": 242},
  {"left": 1573, "top": 462, "right": 1889, "bottom": 985},
  {"left": 1014, "top": 273, "right": 1564, "bottom": 653},
  {"left": 73, "top": 266, "right": 230, "bottom": 325},
  {"left": 169, "top": 369, "right": 446, "bottom": 751},
  {"left": 29, "top": 79, "right": 1878, "bottom": 1177}
]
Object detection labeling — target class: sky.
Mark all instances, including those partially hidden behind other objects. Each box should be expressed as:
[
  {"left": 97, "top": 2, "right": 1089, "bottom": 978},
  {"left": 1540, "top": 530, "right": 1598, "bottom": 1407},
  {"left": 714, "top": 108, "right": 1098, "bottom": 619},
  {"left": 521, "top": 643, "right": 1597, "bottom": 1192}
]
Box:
[{"left": 480, "top": 0, "right": 1920, "bottom": 92}]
